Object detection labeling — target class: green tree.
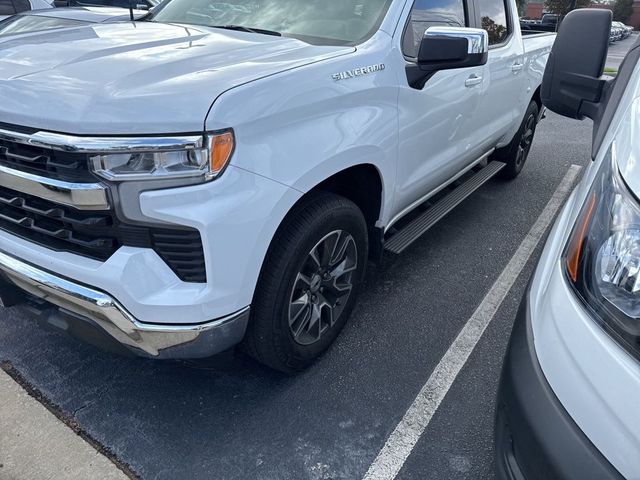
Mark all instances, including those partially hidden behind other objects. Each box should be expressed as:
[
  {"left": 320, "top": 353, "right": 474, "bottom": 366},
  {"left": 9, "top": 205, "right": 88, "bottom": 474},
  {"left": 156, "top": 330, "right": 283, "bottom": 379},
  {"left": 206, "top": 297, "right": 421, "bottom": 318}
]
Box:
[
  {"left": 517, "top": 0, "right": 529, "bottom": 16},
  {"left": 544, "top": 0, "right": 591, "bottom": 15},
  {"left": 613, "top": 0, "right": 634, "bottom": 22}
]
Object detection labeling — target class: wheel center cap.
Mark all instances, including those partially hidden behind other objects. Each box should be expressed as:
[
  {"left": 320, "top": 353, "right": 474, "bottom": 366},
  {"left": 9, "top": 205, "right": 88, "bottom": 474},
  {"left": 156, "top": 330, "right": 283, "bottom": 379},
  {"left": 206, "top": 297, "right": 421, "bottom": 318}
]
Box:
[{"left": 310, "top": 274, "right": 322, "bottom": 293}]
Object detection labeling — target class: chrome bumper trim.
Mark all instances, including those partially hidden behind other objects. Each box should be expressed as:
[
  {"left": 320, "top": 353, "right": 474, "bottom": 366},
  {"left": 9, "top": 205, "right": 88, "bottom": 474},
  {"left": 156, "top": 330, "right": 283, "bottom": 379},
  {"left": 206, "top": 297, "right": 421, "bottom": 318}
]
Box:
[
  {"left": 0, "top": 250, "right": 250, "bottom": 359},
  {"left": 0, "top": 164, "right": 109, "bottom": 210},
  {"left": 0, "top": 128, "right": 205, "bottom": 153}
]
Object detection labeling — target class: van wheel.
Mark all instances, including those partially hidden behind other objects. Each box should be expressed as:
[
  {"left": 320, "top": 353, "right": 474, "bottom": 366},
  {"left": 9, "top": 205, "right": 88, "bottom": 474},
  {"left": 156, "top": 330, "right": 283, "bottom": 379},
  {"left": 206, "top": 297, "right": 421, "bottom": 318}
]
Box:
[
  {"left": 242, "top": 192, "right": 368, "bottom": 373},
  {"left": 493, "top": 101, "right": 539, "bottom": 180}
]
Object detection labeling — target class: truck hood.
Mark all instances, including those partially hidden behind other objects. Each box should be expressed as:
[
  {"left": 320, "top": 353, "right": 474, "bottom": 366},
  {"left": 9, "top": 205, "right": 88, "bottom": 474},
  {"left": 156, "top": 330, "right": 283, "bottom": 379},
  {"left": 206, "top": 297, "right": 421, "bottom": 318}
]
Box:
[{"left": 0, "top": 22, "right": 352, "bottom": 134}]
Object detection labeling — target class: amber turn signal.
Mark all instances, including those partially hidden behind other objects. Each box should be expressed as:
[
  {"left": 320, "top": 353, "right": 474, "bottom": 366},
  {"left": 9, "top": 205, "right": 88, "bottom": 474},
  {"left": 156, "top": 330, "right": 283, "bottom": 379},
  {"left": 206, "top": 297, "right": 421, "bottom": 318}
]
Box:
[
  {"left": 209, "top": 131, "right": 235, "bottom": 177},
  {"left": 566, "top": 193, "right": 597, "bottom": 283}
]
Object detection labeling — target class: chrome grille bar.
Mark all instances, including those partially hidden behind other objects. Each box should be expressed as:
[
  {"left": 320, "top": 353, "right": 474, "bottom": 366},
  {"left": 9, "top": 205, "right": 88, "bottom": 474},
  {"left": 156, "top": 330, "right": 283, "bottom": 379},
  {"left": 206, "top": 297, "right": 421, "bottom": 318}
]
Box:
[
  {"left": 0, "top": 128, "right": 204, "bottom": 153},
  {"left": 0, "top": 164, "right": 109, "bottom": 210}
]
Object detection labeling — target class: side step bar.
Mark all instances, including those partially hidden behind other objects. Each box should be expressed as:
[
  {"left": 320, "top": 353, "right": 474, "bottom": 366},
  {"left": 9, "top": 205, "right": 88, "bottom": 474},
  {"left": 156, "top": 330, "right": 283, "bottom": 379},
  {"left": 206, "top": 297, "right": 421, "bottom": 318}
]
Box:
[{"left": 384, "top": 161, "right": 506, "bottom": 255}]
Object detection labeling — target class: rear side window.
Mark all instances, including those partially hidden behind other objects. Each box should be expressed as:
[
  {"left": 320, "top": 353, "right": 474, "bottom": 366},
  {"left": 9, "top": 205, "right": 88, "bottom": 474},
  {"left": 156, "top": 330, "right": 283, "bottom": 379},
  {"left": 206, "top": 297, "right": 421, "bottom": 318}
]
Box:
[
  {"left": 478, "top": 0, "right": 509, "bottom": 45},
  {"left": 402, "top": 0, "right": 467, "bottom": 57},
  {"left": 0, "top": 0, "right": 16, "bottom": 15}
]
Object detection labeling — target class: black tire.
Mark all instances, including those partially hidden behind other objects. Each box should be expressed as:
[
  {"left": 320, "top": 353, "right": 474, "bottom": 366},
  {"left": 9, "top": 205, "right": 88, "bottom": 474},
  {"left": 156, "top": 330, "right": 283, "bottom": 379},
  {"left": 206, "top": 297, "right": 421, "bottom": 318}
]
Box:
[
  {"left": 493, "top": 101, "right": 539, "bottom": 180},
  {"left": 242, "top": 192, "right": 368, "bottom": 373}
]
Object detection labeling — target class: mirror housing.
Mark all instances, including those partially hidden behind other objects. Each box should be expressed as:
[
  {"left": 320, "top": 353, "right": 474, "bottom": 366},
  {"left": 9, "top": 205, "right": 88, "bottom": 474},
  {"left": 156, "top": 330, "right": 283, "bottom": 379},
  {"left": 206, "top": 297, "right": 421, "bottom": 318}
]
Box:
[
  {"left": 541, "top": 9, "right": 612, "bottom": 120},
  {"left": 417, "top": 27, "right": 489, "bottom": 72}
]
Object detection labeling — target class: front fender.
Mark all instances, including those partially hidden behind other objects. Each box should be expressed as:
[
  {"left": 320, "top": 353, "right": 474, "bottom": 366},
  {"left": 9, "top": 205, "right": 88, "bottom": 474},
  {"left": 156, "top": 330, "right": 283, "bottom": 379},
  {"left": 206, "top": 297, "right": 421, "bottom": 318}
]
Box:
[{"left": 206, "top": 31, "right": 399, "bottom": 224}]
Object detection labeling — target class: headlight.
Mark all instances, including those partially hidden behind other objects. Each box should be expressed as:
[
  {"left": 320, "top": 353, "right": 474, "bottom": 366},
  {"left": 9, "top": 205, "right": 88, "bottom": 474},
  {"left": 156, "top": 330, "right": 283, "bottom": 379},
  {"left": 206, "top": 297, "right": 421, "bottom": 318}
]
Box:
[
  {"left": 564, "top": 149, "right": 640, "bottom": 359},
  {"left": 90, "top": 130, "right": 234, "bottom": 182}
]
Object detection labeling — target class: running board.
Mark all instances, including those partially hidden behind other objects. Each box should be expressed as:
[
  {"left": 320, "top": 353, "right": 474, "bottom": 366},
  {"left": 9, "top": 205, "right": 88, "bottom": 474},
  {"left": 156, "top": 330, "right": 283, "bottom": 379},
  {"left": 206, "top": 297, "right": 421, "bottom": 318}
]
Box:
[{"left": 384, "top": 161, "right": 506, "bottom": 255}]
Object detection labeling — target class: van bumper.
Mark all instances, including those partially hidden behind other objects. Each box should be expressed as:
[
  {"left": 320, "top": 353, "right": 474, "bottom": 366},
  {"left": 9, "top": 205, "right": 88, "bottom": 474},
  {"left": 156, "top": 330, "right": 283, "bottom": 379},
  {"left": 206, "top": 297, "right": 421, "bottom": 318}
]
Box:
[{"left": 494, "top": 291, "right": 623, "bottom": 480}]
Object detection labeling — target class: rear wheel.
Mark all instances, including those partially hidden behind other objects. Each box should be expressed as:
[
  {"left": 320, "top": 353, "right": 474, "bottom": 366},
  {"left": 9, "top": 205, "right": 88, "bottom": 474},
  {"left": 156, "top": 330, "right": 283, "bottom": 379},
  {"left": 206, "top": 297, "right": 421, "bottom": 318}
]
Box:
[
  {"left": 493, "top": 101, "right": 539, "bottom": 180},
  {"left": 243, "top": 192, "right": 368, "bottom": 373}
]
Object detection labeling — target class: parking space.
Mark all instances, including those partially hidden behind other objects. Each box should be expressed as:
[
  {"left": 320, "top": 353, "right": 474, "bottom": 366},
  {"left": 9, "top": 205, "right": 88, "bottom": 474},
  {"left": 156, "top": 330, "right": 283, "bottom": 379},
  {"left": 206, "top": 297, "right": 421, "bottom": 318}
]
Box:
[
  {"left": 0, "top": 109, "right": 593, "bottom": 480},
  {"left": 607, "top": 32, "right": 638, "bottom": 69},
  {"left": 3, "top": 29, "right": 639, "bottom": 479}
]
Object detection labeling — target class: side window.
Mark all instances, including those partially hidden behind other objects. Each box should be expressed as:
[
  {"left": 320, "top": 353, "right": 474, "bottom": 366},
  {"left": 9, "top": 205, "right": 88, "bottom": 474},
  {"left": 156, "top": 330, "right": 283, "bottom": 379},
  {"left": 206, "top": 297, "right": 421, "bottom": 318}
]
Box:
[
  {"left": 13, "top": 0, "right": 31, "bottom": 13},
  {"left": 0, "top": 0, "right": 16, "bottom": 15},
  {"left": 478, "top": 0, "right": 510, "bottom": 46},
  {"left": 402, "top": 0, "right": 467, "bottom": 58}
]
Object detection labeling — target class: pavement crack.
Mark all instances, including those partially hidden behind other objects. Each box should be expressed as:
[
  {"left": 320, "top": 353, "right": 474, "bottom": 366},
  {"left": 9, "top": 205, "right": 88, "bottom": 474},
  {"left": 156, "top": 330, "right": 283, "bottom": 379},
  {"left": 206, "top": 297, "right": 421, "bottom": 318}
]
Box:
[{"left": 70, "top": 383, "right": 112, "bottom": 417}]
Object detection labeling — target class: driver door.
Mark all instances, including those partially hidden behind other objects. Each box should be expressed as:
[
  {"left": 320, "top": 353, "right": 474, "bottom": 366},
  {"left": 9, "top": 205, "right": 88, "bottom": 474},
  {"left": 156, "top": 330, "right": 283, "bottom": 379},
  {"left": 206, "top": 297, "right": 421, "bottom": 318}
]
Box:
[{"left": 395, "top": 0, "right": 487, "bottom": 217}]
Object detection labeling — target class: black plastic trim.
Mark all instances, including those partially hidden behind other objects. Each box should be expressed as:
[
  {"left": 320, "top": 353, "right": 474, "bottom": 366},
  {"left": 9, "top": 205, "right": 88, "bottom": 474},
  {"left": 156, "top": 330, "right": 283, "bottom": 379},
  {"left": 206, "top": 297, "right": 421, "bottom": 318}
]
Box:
[
  {"left": 495, "top": 289, "right": 625, "bottom": 480},
  {"left": 0, "top": 184, "right": 206, "bottom": 283},
  {"left": 592, "top": 35, "right": 640, "bottom": 157}
]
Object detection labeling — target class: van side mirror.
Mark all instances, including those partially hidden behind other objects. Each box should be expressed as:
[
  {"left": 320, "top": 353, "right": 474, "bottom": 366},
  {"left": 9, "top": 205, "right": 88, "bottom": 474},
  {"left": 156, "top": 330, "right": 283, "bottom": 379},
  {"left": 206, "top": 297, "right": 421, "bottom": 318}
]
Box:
[
  {"left": 417, "top": 27, "right": 488, "bottom": 72},
  {"left": 541, "top": 9, "right": 612, "bottom": 120}
]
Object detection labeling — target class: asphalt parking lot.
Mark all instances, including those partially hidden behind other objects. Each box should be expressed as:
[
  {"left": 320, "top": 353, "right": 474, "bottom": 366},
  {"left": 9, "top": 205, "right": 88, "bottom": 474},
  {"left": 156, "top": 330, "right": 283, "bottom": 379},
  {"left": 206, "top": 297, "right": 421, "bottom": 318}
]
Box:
[
  {"left": 0, "top": 39, "right": 635, "bottom": 480},
  {"left": 607, "top": 32, "right": 638, "bottom": 69}
]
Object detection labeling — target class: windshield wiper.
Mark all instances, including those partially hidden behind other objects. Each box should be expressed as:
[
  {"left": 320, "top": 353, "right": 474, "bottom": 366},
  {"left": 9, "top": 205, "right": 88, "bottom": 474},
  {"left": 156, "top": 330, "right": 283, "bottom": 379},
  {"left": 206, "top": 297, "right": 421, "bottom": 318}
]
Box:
[{"left": 211, "top": 25, "right": 281, "bottom": 37}]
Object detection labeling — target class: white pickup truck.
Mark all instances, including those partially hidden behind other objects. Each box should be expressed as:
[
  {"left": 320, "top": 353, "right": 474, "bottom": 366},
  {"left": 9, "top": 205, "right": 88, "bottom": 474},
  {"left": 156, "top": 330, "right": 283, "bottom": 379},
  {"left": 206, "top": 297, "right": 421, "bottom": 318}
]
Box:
[{"left": 0, "top": 0, "right": 554, "bottom": 371}]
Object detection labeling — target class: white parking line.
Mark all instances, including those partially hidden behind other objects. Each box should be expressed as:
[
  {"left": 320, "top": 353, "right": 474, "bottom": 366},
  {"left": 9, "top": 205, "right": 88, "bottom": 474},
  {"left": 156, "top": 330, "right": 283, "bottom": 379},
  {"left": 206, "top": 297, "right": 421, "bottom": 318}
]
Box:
[{"left": 363, "top": 165, "right": 583, "bottom": 480}]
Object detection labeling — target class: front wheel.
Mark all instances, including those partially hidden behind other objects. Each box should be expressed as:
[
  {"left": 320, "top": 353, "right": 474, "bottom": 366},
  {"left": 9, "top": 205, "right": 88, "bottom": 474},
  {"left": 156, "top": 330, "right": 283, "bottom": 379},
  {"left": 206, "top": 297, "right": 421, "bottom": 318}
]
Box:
[
  {"left": 493, "top": 101, "right": 539, "bottom": 180},
  {"left": 242, "top": 192, "right": 368, "bottom": 373}
]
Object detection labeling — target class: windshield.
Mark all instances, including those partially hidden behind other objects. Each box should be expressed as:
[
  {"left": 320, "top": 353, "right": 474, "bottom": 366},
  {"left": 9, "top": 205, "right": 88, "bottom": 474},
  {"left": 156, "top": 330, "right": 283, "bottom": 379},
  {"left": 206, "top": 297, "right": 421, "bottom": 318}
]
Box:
[
  {"left": 0, "top": 15, "right": 89, "bottom": 36},
  {"left": 150, "top": 0, "right": 393, "bottom": 45}
]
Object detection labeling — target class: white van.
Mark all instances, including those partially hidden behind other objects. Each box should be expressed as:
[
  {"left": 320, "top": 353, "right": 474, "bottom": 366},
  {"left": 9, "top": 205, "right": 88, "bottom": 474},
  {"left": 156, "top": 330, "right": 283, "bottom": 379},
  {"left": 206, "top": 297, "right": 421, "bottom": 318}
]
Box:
[{"left": 496, "top": 9, "right": 640, "bottom": 480}]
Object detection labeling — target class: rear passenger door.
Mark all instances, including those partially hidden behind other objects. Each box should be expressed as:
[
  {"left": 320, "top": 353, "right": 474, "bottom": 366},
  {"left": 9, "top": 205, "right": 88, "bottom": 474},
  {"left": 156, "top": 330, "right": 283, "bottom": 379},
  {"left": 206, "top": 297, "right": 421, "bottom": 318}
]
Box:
[{"left": 473, "top": 0, "right": 526, "bottom": 152}]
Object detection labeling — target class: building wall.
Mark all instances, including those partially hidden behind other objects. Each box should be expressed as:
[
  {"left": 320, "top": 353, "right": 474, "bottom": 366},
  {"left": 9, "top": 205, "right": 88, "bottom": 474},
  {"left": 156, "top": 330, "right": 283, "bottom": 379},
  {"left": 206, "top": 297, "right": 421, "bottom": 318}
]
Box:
[
  {"left": 629, "top": 2, "right": 640, "bottom": 27},
  {"left": 524, "top": 2, "right": 544, "bottom": 19}
]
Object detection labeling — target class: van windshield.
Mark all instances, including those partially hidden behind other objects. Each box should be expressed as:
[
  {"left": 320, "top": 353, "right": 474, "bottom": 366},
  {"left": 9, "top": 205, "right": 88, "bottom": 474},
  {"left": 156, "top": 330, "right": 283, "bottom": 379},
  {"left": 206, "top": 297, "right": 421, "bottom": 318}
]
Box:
[{"left": 150, "top": 0, "right": 393, "bottom": 45}]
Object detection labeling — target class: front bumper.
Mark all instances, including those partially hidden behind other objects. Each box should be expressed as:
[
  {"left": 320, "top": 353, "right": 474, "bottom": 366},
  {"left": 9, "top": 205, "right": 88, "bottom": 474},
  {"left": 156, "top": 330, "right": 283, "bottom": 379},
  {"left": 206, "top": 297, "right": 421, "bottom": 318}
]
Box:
[
  {"left": 0, "top": 250, "right": 249, "bottom": 359},
  {"left": 495, "top": 292, "right": 623, "bottom": 480}
]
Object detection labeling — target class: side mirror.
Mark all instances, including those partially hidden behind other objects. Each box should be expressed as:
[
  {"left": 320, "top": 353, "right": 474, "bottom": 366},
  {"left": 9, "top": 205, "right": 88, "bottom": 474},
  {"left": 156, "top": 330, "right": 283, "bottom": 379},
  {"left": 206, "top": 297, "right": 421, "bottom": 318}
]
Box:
[
  {"left": 417, "top": 27, "right": 489, "bottom": 72},
  {"left": 541, "top": 9, "right": 612, "bottom": 120}
]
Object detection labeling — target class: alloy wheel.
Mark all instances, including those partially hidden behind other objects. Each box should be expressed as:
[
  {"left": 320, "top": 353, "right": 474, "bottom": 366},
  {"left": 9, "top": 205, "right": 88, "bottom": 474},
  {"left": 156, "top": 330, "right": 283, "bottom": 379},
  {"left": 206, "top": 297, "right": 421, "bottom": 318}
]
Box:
[
  {"left": 516, "top": 113, "right": 536, "bottom": 168},
  {"left": 288, "top": 230, "right": 358, "bottom": 346}
]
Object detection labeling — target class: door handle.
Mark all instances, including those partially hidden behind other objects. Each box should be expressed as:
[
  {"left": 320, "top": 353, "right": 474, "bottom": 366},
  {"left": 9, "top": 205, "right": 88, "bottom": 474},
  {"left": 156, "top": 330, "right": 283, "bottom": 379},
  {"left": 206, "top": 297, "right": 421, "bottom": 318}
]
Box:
[
  {"left": 465, "top": 74, "right": 483, "bottom": 88},
  {"left": 512, "top": 62, "right": 524, "bottom": 74}
]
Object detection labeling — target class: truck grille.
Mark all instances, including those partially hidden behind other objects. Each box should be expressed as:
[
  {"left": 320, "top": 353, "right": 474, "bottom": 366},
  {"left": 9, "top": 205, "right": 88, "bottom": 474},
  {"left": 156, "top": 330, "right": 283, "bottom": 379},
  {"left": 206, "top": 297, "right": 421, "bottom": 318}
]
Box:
[
  {"left": 0, "top": 185, "right": 207, "bottom": 283},
  {"left": 0, "top": 137, "right": 96, "bottom": 183}
]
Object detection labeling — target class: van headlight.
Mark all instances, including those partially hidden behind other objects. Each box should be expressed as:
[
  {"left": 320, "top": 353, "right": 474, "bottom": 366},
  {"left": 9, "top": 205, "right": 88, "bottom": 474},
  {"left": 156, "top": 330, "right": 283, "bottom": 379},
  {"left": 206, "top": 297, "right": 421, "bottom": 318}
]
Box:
[
  {"left": 90, "top": 131, "right": 234, "bottom": 182},
  {"left": 564, "top": 149, "right": 640, "bottom": 359}
]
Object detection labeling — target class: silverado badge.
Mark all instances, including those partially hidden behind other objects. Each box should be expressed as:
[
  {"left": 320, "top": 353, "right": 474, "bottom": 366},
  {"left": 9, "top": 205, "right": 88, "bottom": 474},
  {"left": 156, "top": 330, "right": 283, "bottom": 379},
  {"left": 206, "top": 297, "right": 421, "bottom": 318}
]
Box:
[{"left": 332, "top": 64, "right": 386, "bottom": 81}]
